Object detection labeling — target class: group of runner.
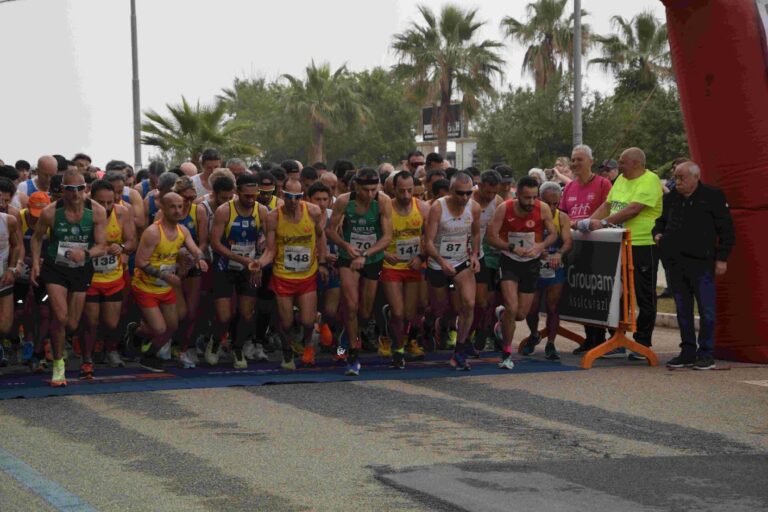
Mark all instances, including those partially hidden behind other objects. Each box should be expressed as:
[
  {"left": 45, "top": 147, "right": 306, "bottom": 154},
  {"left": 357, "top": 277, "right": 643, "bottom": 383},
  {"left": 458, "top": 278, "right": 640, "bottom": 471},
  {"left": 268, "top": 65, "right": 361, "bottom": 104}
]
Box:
[{"left": 0, "top": 149, "right": 574, "bottom": 386}]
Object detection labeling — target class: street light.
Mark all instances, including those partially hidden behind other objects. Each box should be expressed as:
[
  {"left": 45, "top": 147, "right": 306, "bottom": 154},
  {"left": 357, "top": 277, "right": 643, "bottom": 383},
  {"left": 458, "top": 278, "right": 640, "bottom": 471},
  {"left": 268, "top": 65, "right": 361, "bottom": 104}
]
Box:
[{"left": 573, "top": 0, "right": 583, "bottom": 146}]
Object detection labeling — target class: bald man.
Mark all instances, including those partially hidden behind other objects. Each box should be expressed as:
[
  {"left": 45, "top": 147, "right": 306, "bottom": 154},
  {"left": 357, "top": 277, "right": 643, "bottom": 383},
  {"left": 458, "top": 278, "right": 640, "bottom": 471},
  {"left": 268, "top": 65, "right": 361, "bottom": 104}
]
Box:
[
  {"left": 128, "top": 192, "right": 207, "bottom": 372},
  {"left": 179, "top": 162, "right": 198, "bottom": 177},
  {"left": 18, "top": 156, "right": 57, "bottom": 196},
  {"left": 586, "top": 147, "right": 663, "bottom": 358},
  {"left": 319, "top": 172, "right": 338, "bottom": 200}
]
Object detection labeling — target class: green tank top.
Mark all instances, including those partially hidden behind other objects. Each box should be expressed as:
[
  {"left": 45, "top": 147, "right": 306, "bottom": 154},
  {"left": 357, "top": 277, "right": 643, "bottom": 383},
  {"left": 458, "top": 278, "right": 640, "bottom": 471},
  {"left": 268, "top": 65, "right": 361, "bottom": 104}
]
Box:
[
  {"left": 47, "top": 200, "right": 95, "bottom": 265},
  {"left": 340, "top": 193, "right": 383, "bottom": 264}
]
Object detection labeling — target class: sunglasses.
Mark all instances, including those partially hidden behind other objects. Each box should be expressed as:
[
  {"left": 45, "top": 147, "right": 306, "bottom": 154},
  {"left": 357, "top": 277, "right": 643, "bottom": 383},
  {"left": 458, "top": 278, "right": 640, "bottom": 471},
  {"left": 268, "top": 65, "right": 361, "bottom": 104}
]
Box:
[
  {"left": 284, "top": 192, "right": 303, "bottom": 200},
  {"left": 454, "top": 190, "right": 473, "bottom": 197},
  {"left": 63, "top": 184, "right": 86, "bottom": 192}
]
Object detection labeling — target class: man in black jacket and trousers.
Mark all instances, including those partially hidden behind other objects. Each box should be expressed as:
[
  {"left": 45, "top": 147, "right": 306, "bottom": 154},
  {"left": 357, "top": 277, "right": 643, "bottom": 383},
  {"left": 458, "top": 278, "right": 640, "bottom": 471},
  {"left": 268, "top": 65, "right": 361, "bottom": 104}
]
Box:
[{"left": 653, "top": 161, "right": 735, "bottom": 370}]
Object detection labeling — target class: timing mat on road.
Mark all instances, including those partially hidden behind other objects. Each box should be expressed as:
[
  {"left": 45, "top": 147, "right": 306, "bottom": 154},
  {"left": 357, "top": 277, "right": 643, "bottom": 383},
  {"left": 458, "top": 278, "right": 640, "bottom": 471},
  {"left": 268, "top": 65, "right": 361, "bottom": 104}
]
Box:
[{"left": 0, "top": 353, "right": 579, "bottom": 400}]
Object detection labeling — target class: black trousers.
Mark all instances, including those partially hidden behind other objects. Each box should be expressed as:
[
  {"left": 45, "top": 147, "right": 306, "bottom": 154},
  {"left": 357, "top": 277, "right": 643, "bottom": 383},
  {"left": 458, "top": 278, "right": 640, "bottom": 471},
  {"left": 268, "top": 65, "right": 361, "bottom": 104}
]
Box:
[{"left": 584, "top": 244, "right": 657, "bottom": 346}]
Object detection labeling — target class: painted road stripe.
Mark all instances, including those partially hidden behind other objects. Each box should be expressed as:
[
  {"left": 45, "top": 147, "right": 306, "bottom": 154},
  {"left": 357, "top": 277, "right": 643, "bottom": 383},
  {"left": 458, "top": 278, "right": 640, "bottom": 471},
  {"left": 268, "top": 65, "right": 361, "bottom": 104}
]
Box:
[
  {"left": 743, "top": 380, "right": 768, "bottom": 387},
  {"left": 0, "top": 446, "right": 97, "bottom": 512}
]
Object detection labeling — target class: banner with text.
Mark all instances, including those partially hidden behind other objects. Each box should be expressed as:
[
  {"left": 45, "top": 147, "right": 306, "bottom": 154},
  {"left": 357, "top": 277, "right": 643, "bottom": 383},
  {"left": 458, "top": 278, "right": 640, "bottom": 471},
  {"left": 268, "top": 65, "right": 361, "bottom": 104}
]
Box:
[{"left": 559, "top": 229, "right": 624, "bottom": 328}]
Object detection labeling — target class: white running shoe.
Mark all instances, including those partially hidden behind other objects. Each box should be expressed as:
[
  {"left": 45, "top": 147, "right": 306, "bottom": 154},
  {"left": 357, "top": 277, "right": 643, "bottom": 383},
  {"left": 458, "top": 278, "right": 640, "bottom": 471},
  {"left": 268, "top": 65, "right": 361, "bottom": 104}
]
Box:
[
  {"left": 498, "top": 355, "right": 515, "bottom": 370},
  {"left": 204, "top": 337, "right": 220, "bottom": 366},
  {"left": 107, "top": 351, "right": 126, "bottom": 368},
  {"left": 252, "top": 343, "right": 269, "bottom": 362},
  {"left": 242, "top": 340, "right": 256, "bottom": 360},
  {"left": 179, "top": 349, "right": 197, "bottom": 369},
  {"left": 157, "top": 341, "right": 172, "bottom": 361}
]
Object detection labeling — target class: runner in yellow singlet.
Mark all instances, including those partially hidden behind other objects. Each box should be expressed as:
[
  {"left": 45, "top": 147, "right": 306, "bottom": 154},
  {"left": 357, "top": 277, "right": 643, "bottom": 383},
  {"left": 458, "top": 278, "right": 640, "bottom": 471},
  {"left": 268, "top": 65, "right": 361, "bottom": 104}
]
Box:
[
  {"left": 82, "top": 180, "right": 136, "bottom": 377},
  {"left": 379, "top": 171, "right": 430, "bottom": 369},
  {"left": 257, "top": 178, "right": 327, "bottom": 369},
  {"left": 128, "top": 192, "right": 207, "bottom": 372}
]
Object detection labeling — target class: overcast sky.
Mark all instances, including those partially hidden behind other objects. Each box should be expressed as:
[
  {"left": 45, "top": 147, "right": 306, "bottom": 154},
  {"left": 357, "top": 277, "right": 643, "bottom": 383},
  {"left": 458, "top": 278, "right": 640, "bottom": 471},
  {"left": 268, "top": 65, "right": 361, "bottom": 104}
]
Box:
[{"left": 0, "top": 0, "right": 665, "bottom": 167}]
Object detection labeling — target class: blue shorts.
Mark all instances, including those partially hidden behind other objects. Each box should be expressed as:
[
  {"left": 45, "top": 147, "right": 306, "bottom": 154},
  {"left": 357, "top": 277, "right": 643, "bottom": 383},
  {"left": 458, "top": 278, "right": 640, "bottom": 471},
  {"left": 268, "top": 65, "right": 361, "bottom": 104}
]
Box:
[
  {"left": 537, "top": 267, "right": 566, "bottom": 288},
  {"left": 317, "top": 269, "right": 341, "bottom": 291}
]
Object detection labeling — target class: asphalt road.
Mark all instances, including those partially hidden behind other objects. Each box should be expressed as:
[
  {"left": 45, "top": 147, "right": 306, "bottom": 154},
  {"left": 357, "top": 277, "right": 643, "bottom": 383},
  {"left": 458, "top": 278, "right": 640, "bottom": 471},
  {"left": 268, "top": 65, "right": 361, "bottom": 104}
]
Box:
[{"left": 0, "top": 323, "right": 766, "bottom": 512}]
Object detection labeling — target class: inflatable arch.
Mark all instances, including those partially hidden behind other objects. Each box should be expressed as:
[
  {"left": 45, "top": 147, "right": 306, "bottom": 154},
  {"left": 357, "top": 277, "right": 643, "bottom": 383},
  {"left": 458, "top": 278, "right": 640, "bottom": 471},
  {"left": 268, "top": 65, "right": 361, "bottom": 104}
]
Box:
[{"left": 663, "top": 0, "right": 768, "bottom": 362}]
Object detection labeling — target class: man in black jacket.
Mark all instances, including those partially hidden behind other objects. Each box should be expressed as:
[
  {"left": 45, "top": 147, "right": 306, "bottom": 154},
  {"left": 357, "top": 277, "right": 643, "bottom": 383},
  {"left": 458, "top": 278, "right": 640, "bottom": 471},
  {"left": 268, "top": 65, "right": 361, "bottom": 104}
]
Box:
[{"left": 653, "top": 161, "right": 734, "bottom": 370}]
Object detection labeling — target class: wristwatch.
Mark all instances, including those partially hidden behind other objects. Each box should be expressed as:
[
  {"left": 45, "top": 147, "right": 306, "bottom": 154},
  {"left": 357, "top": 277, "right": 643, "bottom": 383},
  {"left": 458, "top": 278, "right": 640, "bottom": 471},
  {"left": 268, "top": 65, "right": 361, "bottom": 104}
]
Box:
[{"left": 600, "top": 219, "right": 609, "bottom": 228}]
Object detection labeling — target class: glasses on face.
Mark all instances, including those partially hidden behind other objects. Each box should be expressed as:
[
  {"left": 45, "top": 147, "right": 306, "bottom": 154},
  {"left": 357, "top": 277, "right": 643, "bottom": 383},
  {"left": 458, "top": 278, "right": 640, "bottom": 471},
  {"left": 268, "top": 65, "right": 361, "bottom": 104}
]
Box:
[
  {"left": 454, "top": 190, "right": 473, "bottom": 197},
  {"left": 63, "top": 184, "right": 86, "bottom": 192},
  {"left": 284, "top": 191, "right": 303, "bottom": 200}
]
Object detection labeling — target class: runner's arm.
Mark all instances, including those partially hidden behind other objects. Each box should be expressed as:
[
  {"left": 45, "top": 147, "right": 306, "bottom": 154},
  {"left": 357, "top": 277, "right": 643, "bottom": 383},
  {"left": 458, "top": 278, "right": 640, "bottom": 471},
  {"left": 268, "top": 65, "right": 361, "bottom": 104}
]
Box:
[
  {"left": 559, "top": 211, "right": 573, "bottom": 254},
  {"left": 2, "top": 216, "right": 22, "bottom": 284},
  {"left": 134, "top": 225, "right": 160, "bottom": 275},
  {"left": 423, "top": 200, "right": 444, "bottom": 264},
  {"left": 195, "top": 205, "right": 209, "bottom": 255},
  {"left": 128, "top": 188, "right": 146, "bottom": 231},
  {"left": 366, "top": 194, "right": 393, "bottom": 258},
  {"left": 326, "top": 194, "right": 354, "bottom": 256},
  {"left": 256, "top": 209, "right": 277, "bottom": 268},
  {"left": 470, "top": 201, "right": 481, "bottom": 258},
  {"left": 485, "top": 202, "right": 509, "bottom": 252},
  {"left": 120, "top": 205, "right": 138, "bottom": 254},
  {"left": 88, "top": 203, "right": 108, "bottom": 259},
  {"left": 309, "top": 203, "right": 328, "bottom": 264}
]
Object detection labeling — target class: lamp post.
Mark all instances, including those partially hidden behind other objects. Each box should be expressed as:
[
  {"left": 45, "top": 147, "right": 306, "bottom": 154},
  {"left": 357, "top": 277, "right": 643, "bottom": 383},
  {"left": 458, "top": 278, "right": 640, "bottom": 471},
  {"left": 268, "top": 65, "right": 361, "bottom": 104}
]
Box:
[
  {"left": 130, "top": 0, "right": 142, "bottom": 169},
  {"left": 573, "top": 0, "right": 583, "bottom": 146}
]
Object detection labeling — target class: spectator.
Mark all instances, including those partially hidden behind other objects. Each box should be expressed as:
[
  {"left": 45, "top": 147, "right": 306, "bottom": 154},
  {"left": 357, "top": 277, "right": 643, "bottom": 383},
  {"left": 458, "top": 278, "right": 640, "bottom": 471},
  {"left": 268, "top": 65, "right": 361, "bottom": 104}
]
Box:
[
  {"left": 560, "top": 144, "right": 612, "bottom": 354},
  {"left": 653, "top": 161, "right": 734, "bottom": 370},
  {"left": 598, "top": 159, "right": 619, "bottom": 184},
  {"left": 585, "top": 147, "right": 663, "bottom": 359},
  {"left": 551, "top": 157, "right": 573, "bottom": 185}
]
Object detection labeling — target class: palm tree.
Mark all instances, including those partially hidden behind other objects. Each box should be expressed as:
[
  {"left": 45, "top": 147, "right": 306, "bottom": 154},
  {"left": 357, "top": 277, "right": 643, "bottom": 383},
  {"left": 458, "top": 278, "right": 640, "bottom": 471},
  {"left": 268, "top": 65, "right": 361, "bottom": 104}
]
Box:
[
  {"left": 588, "top": 11, "right": 671, "bottom": 89},
  {"left": 141, "top": 97, "right": 255, "bottom": 166},
  {"left": 392, "top": 4, "right": 505, "bottom": 156},
  {"left": 279, "top": 62, "right": 369, "bottom": 164},
  {"left": 501, "top": 0, "right": 590, "bottom": 90}
]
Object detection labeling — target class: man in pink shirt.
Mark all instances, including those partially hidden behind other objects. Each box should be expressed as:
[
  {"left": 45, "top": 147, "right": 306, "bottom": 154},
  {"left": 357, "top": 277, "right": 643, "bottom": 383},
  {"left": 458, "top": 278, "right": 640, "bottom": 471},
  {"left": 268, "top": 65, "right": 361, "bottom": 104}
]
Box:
[{"left": 558, "top": 144, "right": 612, "bottom": 354}]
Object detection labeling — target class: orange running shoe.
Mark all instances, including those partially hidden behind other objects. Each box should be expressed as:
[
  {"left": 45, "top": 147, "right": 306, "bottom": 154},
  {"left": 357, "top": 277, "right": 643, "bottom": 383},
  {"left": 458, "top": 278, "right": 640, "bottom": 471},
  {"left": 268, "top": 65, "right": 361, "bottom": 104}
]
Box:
[
  {"left": 319, "top": 323, "right": 333, "bottom": 347},
  {"left": 79, "top": 362, "right": 94, "bottom": 380},
  {"left": 301, "top": 345, "right": 316, "bottom": 367}
]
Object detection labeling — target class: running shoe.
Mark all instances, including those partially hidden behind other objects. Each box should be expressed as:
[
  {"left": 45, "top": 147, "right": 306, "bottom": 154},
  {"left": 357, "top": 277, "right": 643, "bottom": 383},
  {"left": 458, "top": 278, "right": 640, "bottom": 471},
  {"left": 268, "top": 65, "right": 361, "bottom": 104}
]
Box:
[
  {"left": 627, "top": 351, "right": 647, "bottom": 362},
  {"left": 406, "top": 339, "right": 426, "bottom": 360},
  {"left": 281, "top": 358, "right": 296, "bottom": 371},
  {"left": 450, "top": 352, "right": 470, "bottom": 371},
  {"left": 692, "top": 356, "right": 716, "bottom": 370},
  {"left": 544, "top": 343, "right": 560, "bottom": 361},
  {"left": 157, "top": 341, "right": 172, "bottom": 361},
  {"left": 318, "top": 323, "right": 333, "bottom": 348},
  {"left": 242, "top": 339, "right": 256, "bottom": 360},
  {"left": 666, "top": 354, "right": 695, "bottom": 368},
  {"left": 344, "top": 360, "right": 361, "bottom": 376},
  {"left": 334, "top": 345, "right": 348, "bottom": 363},
  {"left": 521, "top": 331, "right": 541, "bottom": 356},
  {"left": 139, "top": 356, "right": 164, "bottom": 373},
  {"left": 233, "top": 349, "right": 248, "bottom": 369},
  {"left": 179, "top": 349, "right": 197, "bottom": 369},
  {"left": 204, "top": 336, "right": 220, "bottom": 366},
  {"left": 51, "top": 359, "right": 67, "bottom": 387},
  {"left": 498, "top": 354, "right": 515, "bottom": 370},
  {"left": 378, "top": 336, "right": 393, "bottom": 358},
  {"left": 301, "top": 345, "right": 316, "bottom": 368},
  {"left": 390, "top": 351, "right": 405, "bottom": 370},
  {"left": 79, "top": 362, "right": 95, "bottom": 380},
  {"left": 445, "top": 330, "right": 457, "bottom": 349},
  {"left": 251, "top": 343, "right": 269, "bottom": 363}
]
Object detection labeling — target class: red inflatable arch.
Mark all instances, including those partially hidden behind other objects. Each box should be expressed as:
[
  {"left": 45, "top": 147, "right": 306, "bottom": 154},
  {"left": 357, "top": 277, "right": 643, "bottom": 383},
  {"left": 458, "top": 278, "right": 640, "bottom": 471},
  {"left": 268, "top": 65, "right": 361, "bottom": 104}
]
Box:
[{"left": 663, "top": 0, "right": 768, "bottom": 362}]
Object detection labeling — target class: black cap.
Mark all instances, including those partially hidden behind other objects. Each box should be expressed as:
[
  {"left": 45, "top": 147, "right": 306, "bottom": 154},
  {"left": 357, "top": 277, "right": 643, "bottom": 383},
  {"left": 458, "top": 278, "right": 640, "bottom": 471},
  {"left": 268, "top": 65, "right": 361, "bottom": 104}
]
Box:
[
  {"left": 599, "top": 159, "right": 618, "bottom": 171},
  {"left": 496, "top": 165, "right": 514, "bottom": 183}
]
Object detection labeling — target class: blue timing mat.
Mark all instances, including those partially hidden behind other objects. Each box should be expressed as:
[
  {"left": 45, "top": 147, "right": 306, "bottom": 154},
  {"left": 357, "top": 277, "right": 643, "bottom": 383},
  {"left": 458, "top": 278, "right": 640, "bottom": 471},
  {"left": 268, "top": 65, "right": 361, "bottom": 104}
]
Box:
[{"left": 0, "top": 352, "right": 579, "bottom": 400}]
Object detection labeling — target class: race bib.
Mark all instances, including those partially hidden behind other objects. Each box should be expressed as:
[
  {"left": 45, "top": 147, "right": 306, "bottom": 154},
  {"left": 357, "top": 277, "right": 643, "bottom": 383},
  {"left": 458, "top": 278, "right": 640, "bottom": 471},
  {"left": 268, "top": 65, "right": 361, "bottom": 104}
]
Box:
[
  {"left": 439, "top": 234, "right": 466, "bottom": 260},
  {"left": 350, "top": 232, "right": 376, "bottom": 253},
  {"left": 55, "top": 241, "right": 88, "bottom": 268},
  {"left": 284, "top": 245, "right": 311, "bottom": 271},
  {"left": 508, "top": 232, "right": 536, "bottom": 262},
  {"left": 229, "top": 242, "right": 255, "bottom": 271},
  {"left": 395, "top": 237, "right": 420, "bottom": 261},
  {"left": 93, "top": 254, "right": 119, "bottom": 273},
  {"left": 155, "top": 264, "right": 177, "bottom": 287},
  {"left": 539, "top": 259, "right": 556, "bottom": 279}
]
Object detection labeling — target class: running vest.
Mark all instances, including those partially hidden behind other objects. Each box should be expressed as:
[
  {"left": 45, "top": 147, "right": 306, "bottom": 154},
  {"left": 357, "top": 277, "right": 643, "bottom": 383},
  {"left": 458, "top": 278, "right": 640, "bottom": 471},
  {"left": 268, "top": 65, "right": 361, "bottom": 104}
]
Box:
[
  {"left": 539, "top": 208, "right": 563, "bottom": 279},
  {"left": 147, "top": 194, "right": 159, "bottom": 223},
  {"left": 215, "top": 200, "right": 261, "bottom": 272},
  {"left": 273, "top": 201, "right": 317, "bottom": 280},
  {"left": 263, "top": 195, "right": 278, "bottom": 211},
  {"left": 428, "top": 196, "right": 473, "bottom": 270},
  {"left": 18, "top": 210, "right": 46, "bottom": 282},
  {"left": 179, "top": 203, "right": 199, "bottom": 243},
  {"left": 46, "top": 199, "right": 95, "bottom": 268},
  {"left": 0, "top": 213, "right": 10, "bottom": 293},
  {"left": 478, "top": 196, "right": 500, "bottom": 264},
  {"left": 139, "top": 179, "right": 151, "bottom": 199},
  {"left": 499, "top": 199, "right": 543, "bottom": 262},
  {"left": 384, "top": 198, "right": 423, "bottom": 271},
  {"left": 91, "top": 208, "right": 124, "bottom": 284},
  {"left": 133, "top": 222, "right": 185, "bottom": 294},
  {"left": 340, "top": 193, "right": 383, "bottom": 264},
  {"left": 23, "top": 178, "right": 38, "bottom": 196}
]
